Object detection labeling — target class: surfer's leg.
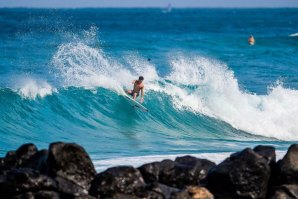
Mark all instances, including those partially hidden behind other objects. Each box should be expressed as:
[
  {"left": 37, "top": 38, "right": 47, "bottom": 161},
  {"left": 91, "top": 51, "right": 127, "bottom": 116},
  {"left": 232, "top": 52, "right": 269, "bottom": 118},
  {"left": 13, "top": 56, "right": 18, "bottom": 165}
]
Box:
[
  {"left": 126, "top": 90, "right": 132, "bottom": 95},
  {"left": 133, "top": 92, "right": 137, "bottom": 100}
]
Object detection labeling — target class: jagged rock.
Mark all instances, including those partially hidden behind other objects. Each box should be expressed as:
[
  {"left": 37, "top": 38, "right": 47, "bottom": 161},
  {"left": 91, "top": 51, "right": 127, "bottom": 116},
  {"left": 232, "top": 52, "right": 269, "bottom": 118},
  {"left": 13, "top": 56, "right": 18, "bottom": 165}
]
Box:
[
  {"left": 16, "top": 143, "right": 38, "bottom": 166},
  {"left": 112, "top": 194, "right": 143, "bottom": 199},
  {"left": 13, "top": 191, "right": 60, "bottom": 199},
  {"left": 173, "top": 186, "right": 214, "bottom": 199},
  {"left": 138, "top": 161, "right": 162, "bottom": 183},
  {"left": 0, "top": 168, "right": 57, "bottom": 198},
  {"left": 89, "top": 166, "right": 146, "bottom": 198},
  {"left": 207, "top": 148, "right": 271, "bottom": 199},
  {"left": 254, "top": 145, "right": 276, "bottom": 165},
  {"left": 20, "top": 149, "right": 48, "bottom": 173},
  {"left": 6, "top": 150, "right": 17, "bottom": 158},
  {"left": 47, "top": 142, "right": 96, "bottom": 190},
  {"left": 55, "top": 175, "right": 91, "bottom": 198},
  {"left": 0, "top": 154, "right": 17, "bottom": 172},
  {"left": 275, "top": 144, "right": 298, "bottom": 185},
  {"left": 173, "top": 156, "right": 215, "bottom": 186},
  {"left": 145, "top": 182, "right": 179, "bottom": 199},
  {"left": 270, "top": 184, "right": 298, "bottom": 199},
  {"left": 0, "top": 144, "right": 39, "bottom": 172},
  {"left": 139, "top": 157, "right": 215, "bottom": 188}
]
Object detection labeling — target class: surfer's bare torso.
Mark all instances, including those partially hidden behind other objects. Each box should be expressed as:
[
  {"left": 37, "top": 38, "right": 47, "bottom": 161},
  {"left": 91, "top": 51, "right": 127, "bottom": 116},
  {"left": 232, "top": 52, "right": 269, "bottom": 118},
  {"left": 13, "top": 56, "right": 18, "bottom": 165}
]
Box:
[
  {"left": 126, "top": 76, "right": 145, "bottom": 103},
  {"left": 132, "top": 80, "right": 144, "bottom": 94}
]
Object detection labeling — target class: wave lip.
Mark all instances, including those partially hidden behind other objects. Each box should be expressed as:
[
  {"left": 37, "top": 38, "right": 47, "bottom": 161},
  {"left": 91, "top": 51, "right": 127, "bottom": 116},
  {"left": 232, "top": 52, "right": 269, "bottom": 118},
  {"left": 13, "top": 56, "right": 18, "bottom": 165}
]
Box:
[
  {"left": 16, "top": 78, "right": 56, "bottom": 99},
  {"left": 2, "top": 26, "right": 298, "bottom": 142}
]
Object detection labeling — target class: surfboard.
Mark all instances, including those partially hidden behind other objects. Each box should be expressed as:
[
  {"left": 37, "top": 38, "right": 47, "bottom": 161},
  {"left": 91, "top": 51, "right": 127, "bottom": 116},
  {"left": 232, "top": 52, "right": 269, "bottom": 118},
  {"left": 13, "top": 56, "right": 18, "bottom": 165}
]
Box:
[{"left": 123, "top": 94, "right": 148, "bottom": 112}]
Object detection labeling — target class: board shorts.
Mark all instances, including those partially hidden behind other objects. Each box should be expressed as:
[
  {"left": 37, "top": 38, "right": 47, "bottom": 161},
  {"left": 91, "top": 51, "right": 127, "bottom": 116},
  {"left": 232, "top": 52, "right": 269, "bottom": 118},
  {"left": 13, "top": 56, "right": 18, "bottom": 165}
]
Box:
[{"left": 129, "top": 91, "right": 139, "bottom": 97}]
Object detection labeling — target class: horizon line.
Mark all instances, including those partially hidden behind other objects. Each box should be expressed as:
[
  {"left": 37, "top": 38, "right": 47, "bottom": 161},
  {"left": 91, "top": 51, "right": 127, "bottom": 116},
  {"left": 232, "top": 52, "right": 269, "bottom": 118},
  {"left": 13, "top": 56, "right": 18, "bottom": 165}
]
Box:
[{"left": 1, "top": 6, "right": 298, "bottom": 9}]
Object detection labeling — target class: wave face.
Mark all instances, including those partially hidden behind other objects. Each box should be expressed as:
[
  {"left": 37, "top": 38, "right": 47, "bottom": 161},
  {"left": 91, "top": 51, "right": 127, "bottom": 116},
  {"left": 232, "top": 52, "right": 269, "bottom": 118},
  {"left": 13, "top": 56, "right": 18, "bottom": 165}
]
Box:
[{"left": 0, "top": 9, "right": 298, "bottom": 160}]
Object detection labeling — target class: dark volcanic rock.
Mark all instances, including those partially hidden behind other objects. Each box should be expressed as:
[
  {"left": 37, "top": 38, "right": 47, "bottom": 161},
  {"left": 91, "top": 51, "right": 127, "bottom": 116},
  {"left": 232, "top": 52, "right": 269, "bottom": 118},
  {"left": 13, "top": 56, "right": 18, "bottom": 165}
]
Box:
[
  {"left": 275, "top": 144, "right": 298, "bottom": 185},
  {"left": 139, "top": 156, "right": 215, "bottom": 188},
  {"left": 270, "top": 184, "right": 298, "bottom": 199},
  {"left": 0, "top": 168, "right": 57, "bottom": 198},
  {"left": 0, "top": 144, "right": 39, "bottom": 172},
  {"left": 207, "top": 148, "right": 271, "bottom": 199},
  {"left": 112, "top": 194, "right": 143, "bottom": 199},
  {"left": 173, "top": 156, "right": 215, "bottom": 186},
  {"left": 145, "top": 182, "right": 179, "bottom": 199},
  {"left": 0, "top": 154, "right": 17, "bottom": 172},
  {"left": 55, "top": 175, "right": 92, "bottom": 198},
  {"left": 13, "top": 191, "right": 60, "bottom": 199},
  {"left": 47, "top": 142, "right": 96, "bottom": 190},
  {"left": 254, "top": 145, "right": 276, "bottom": 165},
  {"left": 173, "top": 186, "right": 214, "bottom": 199},
  {"left": 16, "top": 143, "right": 38, "bottom": 165},
  {"left": 138, "top": 161, "right": 162, "bottom": 183},
  {"left": 89, "top": 166, "right": 146, "bottom": 198},
  {"left": 20, "top": 149, "right": 48, "bottom": 173}
]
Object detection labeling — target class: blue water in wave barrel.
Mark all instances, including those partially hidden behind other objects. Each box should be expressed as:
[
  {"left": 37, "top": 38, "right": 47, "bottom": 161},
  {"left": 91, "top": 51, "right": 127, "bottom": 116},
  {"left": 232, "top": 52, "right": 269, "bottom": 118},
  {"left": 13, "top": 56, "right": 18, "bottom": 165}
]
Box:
[{"left": 0, "top": 8, "right": 297, "bottom": 170}]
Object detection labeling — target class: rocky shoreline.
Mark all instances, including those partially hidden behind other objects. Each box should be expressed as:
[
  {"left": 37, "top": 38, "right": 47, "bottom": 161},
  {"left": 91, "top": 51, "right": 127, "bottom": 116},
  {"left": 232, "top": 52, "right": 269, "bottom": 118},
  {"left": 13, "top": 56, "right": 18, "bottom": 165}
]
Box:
[{"left": 0, "top": 142, "right": 297, "bottom": 199}]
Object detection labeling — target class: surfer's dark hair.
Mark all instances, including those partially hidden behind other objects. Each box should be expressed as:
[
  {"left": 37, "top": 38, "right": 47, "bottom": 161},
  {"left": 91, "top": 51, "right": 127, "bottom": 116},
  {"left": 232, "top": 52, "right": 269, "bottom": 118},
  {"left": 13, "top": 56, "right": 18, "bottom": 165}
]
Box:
[{"left": 138, "top": 76, "right": 144, "bottom": 81}]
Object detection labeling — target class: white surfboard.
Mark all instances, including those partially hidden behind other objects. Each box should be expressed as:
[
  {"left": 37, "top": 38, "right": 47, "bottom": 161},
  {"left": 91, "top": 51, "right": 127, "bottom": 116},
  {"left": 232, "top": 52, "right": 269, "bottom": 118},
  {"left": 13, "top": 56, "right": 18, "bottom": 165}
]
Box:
[{"left": 123, "top": 94, "right": 148, "bottom": 112}]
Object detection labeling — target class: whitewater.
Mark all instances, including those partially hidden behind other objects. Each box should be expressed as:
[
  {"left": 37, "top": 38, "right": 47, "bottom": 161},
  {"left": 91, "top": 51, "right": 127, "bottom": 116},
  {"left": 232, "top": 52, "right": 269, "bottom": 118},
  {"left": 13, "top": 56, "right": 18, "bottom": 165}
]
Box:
[
  {"left": 0, "top": 8, "right": 298, "bottom": 170},
  {"left": 11, "top": 37, "right": 298, "bottom": 141}
]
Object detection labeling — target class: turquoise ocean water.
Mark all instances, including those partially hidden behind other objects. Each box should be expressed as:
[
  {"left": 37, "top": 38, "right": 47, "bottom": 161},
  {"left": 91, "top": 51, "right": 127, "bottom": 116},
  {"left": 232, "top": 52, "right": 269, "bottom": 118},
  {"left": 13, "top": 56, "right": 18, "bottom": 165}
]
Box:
[{"left": 0, "top": 8, "right": 297, "bottom": 170}]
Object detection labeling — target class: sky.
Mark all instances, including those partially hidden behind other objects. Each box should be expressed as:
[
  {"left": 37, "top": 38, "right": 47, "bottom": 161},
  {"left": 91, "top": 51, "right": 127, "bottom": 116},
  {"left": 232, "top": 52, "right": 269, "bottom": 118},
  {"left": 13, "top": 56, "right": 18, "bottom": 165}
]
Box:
[{"left": 1, "top": 0, "right": 298, "bottom": 8}]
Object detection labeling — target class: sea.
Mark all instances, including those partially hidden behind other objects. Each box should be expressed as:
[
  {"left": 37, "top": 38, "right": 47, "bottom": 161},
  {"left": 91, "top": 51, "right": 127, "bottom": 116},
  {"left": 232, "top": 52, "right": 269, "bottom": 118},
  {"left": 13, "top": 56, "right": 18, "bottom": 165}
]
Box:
[{"left": 0, "top": 8, "right": 297, "bottom": 171}]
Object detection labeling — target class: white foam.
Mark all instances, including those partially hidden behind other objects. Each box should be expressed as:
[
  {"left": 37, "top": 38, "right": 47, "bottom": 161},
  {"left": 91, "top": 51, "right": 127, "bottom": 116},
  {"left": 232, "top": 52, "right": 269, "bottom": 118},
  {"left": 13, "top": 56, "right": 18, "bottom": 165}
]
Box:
[
  {"left": 289, "top": 33, "right": 298, "bottom": 37},
  {"left": 155, "top": 56, "right": 298, "bottom": 141},
  {"left": 93, "top": 151, "right": 286, "bottom": 172},
  {"left": 52, "top": 42, "right": 158, "bottom": 96},
  {"left": 51, "top": 27, "right": 298, "bottom": 141},
  {"left": 16, "top": 78, "right": 56, "bottom": 99}
]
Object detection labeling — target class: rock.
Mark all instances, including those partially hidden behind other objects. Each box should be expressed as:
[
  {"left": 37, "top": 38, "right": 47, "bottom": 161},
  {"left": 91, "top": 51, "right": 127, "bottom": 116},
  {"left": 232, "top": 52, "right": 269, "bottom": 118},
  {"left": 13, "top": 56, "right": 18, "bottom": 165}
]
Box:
[
  {"left": 173, "top": 156, "right": 215, "bottom": 186},
  {"left": 0, "top": 168, "right": 57, "bottom": 198},
  {"left": 270, "top": 184, "right": 298, "bottom": 199},
  {"left": 55, "top": 176, "right": 91, "bottom": 198},
  {"left": 173, "top": 186, "right": 214, "bottom": 199},
  {"left": 138, "top": 161, "right": 162, "bottom": 183},
  {"left": 20, "top": 149, "right": 48, "bottom": 173},
  {"left": 112, "top": 194, "right": 143, "bottom": 199},
  {"left": 275, "top": 144, "right": 298, "bottom": 185},
  {"left": 12, "top": 192, "right": 34, "bottom": 199},
  {"left": 0, "top": 145, "right": 39, "bottom": 172},
  {"left": 207, "top": 148, "right": 271, "bottom": 199},
  {"left": 254, "top": 145, "right": 276, "bottom": 165},
  {"left": 5, "top": 150, "right": 17, "bottom": 158},
  {"left": 145, "top": 182, "right": 179, "bottom": 199},
  {"left": 0, "top": 151, "right": 18, "bottom": 170},
  {"left": 16, "top": 143, "right": 38, "bottom": 165},
  {"left": 139, "top": 157, "right": 215, "bottom": 189},
  {"left": 13, "top": 191, "right": 60, "bottom": 199},
  {"left": 89, "top": 166, "right": 146, "bottom": 198},
  {"left": 47, "top": 142, "right": 96, "bottom": 190}
]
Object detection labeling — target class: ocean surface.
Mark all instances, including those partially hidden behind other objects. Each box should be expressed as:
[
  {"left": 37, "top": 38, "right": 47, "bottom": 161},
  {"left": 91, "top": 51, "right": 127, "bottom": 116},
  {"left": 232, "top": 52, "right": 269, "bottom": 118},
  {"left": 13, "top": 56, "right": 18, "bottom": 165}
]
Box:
[{"left": 0, "top": 8, "right": 298, "bottom": 170}]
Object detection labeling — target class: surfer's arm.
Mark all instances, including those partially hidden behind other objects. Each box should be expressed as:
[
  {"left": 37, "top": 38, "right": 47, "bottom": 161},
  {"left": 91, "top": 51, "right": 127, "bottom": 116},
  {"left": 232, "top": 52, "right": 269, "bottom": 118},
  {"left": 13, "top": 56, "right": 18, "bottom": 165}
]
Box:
[
  {"left": 132, "top": 80, "right": 136, "bottom": 84},
  {"left": 140, "top": 87, "right": 144, "bottom": 103}
]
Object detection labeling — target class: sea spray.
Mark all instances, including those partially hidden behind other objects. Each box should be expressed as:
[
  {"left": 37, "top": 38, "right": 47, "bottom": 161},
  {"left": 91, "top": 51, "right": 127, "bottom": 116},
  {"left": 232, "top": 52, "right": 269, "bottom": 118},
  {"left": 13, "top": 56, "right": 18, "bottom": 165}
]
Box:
[{"left": 16, "top": 78, "right": 56, "bottom": 99}]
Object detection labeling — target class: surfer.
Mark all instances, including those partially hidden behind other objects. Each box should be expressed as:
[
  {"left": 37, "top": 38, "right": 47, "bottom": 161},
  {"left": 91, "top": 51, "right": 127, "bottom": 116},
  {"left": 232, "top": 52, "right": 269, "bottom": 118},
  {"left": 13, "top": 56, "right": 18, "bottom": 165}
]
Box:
[
  {"left": 248, "top": 35, "right": 255, "bottom": 45},
  {"left": 126, "top": 76, "right": 145, "bottom": 103}
]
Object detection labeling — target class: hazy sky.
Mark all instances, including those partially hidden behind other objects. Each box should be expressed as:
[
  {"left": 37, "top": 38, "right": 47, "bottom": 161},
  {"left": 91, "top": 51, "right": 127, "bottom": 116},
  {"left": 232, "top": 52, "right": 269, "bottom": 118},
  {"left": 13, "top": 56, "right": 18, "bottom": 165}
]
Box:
[{"left": 1, "top": 0, "right": 298, "bottom": 8}]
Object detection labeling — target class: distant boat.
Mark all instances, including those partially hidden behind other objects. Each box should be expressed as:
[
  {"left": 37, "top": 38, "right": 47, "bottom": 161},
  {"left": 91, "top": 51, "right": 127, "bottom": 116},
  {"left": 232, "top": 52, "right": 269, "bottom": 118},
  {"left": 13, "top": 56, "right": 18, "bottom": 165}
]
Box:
[{"left": 162, "top": 3, "right": 172, "bottom": 13}]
